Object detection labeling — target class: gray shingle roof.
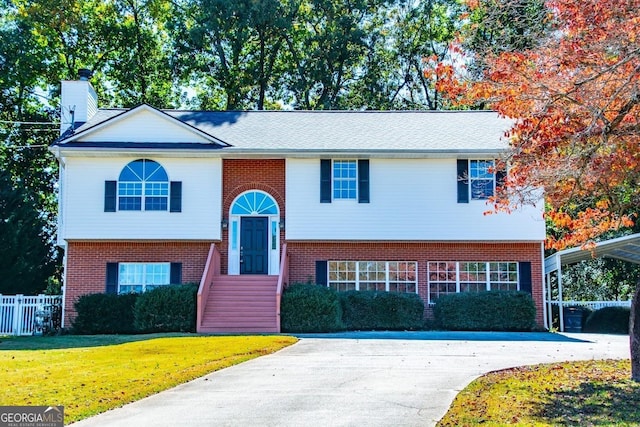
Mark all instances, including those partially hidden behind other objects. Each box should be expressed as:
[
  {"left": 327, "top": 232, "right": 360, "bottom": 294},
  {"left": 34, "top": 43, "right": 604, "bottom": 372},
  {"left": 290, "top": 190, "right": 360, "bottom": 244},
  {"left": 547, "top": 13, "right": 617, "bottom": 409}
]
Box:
[{"left": 65, "top": 108, "right": 513, "bottom": 154}]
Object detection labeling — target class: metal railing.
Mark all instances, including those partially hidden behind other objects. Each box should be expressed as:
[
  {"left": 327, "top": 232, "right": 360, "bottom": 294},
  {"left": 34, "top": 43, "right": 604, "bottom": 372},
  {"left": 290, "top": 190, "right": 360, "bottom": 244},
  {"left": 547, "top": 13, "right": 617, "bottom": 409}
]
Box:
[
  {"left": 197, "top": 244, "right": 221, "bottom": 333},
  {"left": 0, "top": 294, "right": 62, "bottom": 336}
]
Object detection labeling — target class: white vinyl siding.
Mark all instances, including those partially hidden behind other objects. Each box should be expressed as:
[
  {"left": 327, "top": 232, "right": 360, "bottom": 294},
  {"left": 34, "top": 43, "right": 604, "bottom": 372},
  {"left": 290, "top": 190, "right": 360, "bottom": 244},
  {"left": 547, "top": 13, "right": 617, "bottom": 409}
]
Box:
[
  {"left": 286, "top": 158, "right": 544, "bottom": 241},
  {"left": 60, "top": 156, "right": 222, "bottom": 240},
  {"left": 85, "top": 108, "right": 211, "bottom": 143}
]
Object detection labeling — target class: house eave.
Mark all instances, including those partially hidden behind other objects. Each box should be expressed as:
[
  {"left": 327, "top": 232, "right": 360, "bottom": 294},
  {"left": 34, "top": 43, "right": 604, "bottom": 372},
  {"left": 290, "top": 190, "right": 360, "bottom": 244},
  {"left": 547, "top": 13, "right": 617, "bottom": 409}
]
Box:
[
  {"left": 48, "top": 146, "right": 507, "bottom": 159},
  {"left": 218, "top": 148, "right": 507, "bottom": 159}
]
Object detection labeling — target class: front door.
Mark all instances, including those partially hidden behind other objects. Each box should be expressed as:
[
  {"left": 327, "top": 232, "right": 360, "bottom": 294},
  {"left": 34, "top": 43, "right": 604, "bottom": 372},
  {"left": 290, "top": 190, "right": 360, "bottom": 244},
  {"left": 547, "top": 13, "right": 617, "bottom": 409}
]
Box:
[{"left": 240, "top": 217, "right": 269, "bottom": 274}]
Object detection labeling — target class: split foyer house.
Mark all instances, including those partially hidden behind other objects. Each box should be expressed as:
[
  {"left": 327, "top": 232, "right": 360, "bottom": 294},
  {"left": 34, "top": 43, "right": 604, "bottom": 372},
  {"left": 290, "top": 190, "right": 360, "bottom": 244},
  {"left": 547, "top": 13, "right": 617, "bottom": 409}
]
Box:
[{"left": 51, "top": 75, "right": 546, "bottom": 333}]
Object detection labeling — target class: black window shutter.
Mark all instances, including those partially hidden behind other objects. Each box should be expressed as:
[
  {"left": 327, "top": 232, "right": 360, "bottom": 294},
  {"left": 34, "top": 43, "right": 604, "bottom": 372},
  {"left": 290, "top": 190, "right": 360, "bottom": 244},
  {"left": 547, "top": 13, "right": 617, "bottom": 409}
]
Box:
[
  {"left": 106, "top": 263, "right": 118, "bottom": 294},
  {"left": 519, "top": 262, "right": 532, "bottom": 294},
  {"left": 170, "top": 181, "right": 182, "bottom": 212},
  {"left": 457, "top": 159, "right": 469, "bottom": 203},
  {"left": 104, "top": 181, "right": 117, "bottom": 212},
  {"left": 320, "top": 159, "right": 332, "bottom": 203},
  {"left": 170, "top": 263, "right": 182, "bottom": 284},
  {"left": 358, "top": 159, "right": 370, "bottom": 203},
  {"left": 315, "top": 261, "right": 328, "bottom": 286}
]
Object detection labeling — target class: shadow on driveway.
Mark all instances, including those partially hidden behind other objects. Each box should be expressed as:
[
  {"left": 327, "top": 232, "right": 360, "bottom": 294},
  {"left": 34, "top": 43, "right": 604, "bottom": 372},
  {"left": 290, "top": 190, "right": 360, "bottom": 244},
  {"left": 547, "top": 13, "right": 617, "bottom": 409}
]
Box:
[{"left": 293, "top": 330, "right": 591, "bottom": 342}]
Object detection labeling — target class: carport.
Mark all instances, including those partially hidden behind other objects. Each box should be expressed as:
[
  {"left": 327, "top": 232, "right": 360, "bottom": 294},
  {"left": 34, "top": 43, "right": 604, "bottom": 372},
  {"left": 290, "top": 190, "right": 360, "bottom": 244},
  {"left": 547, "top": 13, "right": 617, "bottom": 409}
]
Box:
[{"left": 544, "top": 233, "right": 640, "bottom": 331}]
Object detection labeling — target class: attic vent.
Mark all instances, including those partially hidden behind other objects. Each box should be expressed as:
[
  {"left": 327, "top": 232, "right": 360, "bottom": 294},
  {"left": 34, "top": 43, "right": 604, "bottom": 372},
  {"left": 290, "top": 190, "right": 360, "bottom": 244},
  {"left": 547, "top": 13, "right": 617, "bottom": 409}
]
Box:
[{"left": 78, "top": 68, "right": 93, "bottom": 81}]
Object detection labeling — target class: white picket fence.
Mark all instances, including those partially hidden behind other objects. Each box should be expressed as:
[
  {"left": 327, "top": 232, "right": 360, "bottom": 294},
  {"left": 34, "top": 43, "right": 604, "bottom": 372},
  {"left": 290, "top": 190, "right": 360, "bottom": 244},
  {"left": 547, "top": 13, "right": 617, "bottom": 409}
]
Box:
[
  {"left": 551, "top": 300, "right": 632, "bottom": 311},
  {"left": 0, "top": 294, "right": 62, "bottom": 336}
]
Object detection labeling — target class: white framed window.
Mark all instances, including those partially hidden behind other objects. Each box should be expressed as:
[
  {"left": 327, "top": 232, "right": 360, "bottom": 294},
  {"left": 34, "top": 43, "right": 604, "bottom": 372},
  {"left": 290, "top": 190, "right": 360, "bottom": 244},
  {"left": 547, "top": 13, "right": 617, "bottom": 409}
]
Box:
[
  {"left": 427, "top": 261, "right": 519, "bottom": 303},
  {"left": 328, "top": 261, "right": 417, "bottom": 293},
  {"left": 118, "top": 263, "right": 170, "bottom": 294},
  {"left": 489, "top": 262, "right": 519, "bottom": 291},
  {"left": 118, "top": 159, "right": 169, "bottom": 211},
  {"left": 469, "top": 160, "right": 495, "bottom": 200},
  {"left": 459, "top": 262, "right": 487, "bottom": 292},
  {"left": 333, "top": 160, "right": 357, "bottom": 200}
]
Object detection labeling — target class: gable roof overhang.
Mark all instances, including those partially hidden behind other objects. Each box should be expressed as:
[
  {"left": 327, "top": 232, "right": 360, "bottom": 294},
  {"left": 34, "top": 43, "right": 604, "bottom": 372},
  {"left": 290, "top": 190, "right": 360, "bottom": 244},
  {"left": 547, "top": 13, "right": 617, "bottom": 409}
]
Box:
[{"left": 53, "top": 104, "right": 230, "bottom": 147}]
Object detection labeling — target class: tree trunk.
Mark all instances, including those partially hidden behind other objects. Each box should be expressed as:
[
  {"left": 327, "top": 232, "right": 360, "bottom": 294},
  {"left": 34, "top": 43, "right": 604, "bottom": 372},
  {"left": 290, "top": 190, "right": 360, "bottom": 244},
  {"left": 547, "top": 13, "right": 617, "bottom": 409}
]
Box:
[{"left": 631, "top": 281, "right": 640, "bottom": 381}]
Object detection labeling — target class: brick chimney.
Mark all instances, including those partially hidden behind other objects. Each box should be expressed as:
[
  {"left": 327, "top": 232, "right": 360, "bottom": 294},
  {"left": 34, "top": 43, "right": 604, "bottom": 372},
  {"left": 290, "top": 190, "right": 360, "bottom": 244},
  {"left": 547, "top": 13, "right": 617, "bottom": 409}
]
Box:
[{"left": 60, "top": 69, "right": 98, "bottom": 135}]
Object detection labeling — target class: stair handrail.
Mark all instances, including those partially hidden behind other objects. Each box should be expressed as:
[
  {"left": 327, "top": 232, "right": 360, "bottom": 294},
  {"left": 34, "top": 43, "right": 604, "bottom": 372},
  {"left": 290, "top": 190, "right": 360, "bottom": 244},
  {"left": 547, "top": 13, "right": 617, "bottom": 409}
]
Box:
[
  {"left": 197, "top": 243, "right": 220, "bottom": 332},
  {"left": 275, "top": 243, "right": 289, "bottom": 333}
]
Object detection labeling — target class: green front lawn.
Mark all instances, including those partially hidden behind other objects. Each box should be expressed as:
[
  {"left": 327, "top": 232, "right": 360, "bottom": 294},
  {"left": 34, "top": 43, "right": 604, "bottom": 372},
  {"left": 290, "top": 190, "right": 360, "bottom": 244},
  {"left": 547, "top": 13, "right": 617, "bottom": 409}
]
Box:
[
  {"left": 0, "top": 334, "right": 297, "bottom": 423},
  {"left": 438, "top": 359, "right": 640, "bottom": 426}
]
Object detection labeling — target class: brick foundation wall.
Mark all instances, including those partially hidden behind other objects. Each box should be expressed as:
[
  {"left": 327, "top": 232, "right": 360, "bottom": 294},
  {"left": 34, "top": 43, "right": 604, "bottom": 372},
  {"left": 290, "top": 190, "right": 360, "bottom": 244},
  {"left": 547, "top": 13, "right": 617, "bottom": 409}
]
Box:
[
  {"left": 285, "top": 241, "right": 545, "bottom": 326},
  {"left": 63, "top": 239, "right": 544, "bottom": 329},
  {"left": 63, "top": 241, "right": 212, "bottom": 327},
  {"left": 219, "top": 159, "right": 286, "bottom": 273}
]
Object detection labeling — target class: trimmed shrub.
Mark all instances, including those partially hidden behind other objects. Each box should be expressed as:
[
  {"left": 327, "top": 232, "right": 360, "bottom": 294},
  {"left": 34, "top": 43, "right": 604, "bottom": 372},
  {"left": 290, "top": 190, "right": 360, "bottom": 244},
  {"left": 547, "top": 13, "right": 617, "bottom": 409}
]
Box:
[
  {"left": 339, "top": 291, "right": 424, "bottom": 330},
  {"left": 433, "top": 291, "right": 536, "bottom": 331},
  {"left": 281, "top": 284, "right": 344, "bottom": 332},
  {"left": 583, "top": 306, "right": 630, "bottom": 334},
  {"left": 72, "top": 293, "right": 139, "bottom": 334},
  {"left": 134, "top": 284, "right": 198, "bottom": 333}
]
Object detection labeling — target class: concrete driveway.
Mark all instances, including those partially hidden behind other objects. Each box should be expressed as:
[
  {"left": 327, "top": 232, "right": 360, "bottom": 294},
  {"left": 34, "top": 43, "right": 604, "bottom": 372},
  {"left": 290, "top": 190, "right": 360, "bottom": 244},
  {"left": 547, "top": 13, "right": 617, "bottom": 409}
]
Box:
[{"left": 71, "top": 331, "right": 630, "bottom": 427}]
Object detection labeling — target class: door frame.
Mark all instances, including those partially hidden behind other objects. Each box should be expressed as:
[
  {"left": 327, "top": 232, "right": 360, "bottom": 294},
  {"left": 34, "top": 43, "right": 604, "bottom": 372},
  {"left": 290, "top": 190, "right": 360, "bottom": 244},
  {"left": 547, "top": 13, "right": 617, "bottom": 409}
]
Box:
[{"left": 228, "top": 190, "right": 280, "bottom": 275}]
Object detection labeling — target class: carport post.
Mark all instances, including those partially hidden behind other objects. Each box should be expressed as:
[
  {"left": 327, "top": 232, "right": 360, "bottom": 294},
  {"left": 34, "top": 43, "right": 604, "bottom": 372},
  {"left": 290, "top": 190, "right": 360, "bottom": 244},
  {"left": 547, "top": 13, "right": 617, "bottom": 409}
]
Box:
[
  {"left": 557, "top": 257, "right": 564, "bottom": 332},
  {"left": 545, "top": 271, "right": 551, "bottom": 330}
]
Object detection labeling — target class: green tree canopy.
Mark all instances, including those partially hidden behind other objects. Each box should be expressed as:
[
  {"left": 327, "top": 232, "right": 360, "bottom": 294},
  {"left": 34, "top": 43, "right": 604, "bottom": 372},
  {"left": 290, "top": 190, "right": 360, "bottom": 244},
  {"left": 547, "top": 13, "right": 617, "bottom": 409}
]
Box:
[{"left": 0, "top": 169, "right": 57, "bottom": 294}]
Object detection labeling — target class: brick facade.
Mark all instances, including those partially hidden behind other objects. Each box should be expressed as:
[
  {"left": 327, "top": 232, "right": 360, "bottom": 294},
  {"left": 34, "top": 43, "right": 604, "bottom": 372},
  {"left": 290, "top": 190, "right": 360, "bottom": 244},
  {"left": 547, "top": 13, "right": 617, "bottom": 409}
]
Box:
[
  {"left": 63, "top": 240, "right": 544, "bottom": 328},
  {"left": 285, "top": 241, "right": 545, "bottom": 325},
  {"left": 219, "top": 159, "right": 286, "bottom": 273},
  {"left": 63, "top": 241, "right": 212, "bottom": 327}
]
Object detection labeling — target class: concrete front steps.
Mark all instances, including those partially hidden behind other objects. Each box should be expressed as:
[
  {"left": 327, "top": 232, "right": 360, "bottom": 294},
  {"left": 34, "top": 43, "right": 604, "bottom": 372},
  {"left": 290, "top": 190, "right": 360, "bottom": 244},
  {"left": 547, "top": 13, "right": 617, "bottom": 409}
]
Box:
[{"left": 199, "top": 275, "right": 279, "bottom": 333}]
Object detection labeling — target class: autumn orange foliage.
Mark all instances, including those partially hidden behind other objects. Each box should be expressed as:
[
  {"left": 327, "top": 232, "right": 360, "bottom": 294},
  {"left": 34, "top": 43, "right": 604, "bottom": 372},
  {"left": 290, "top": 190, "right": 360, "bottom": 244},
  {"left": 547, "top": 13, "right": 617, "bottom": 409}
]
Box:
[{"left": 450, "top": 0, "right": 640, "bottom": 250}]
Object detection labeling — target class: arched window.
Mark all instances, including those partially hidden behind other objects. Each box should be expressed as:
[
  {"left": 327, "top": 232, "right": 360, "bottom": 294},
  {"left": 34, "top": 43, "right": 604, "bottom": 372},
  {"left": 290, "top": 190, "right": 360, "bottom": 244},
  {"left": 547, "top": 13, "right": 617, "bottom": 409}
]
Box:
[
  {"left": 231, "top": 191, "right": 278, "bottom": 215},
  {"left": 118, "top": 159, "right": 169, "bottom": 211}
]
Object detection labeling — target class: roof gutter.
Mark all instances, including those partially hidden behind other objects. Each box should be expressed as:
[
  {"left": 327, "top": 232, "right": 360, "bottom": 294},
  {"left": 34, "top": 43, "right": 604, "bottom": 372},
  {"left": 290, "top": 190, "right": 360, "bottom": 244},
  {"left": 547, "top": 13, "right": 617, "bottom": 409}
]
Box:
[{"left": 50, "top": 146, "right": 507, "bottom": 159}]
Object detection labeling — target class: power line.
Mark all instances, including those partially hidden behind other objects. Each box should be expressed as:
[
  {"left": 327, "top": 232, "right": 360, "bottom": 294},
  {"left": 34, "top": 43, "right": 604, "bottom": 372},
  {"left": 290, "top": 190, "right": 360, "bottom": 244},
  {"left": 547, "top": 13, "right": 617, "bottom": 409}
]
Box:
[
  {"left": 25, "top": 88, "right": 56, "bottom": 103},
  {"left": 2, "top": 144, "right": 49, "bottom": 149},
  {"left": 2, "top": 129, "right": 57, "bottom": 133},
  {"left": 0, "top": 120, "right": 58, "bottom": 125}
]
